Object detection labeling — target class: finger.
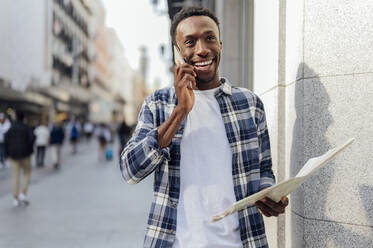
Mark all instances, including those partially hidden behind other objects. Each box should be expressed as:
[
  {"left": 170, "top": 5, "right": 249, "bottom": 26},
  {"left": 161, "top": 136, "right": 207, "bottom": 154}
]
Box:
[
  {"left": 181, "top": 74, "right": 196, "bottom": 86},
  {"left": 257, "top": 207, "right": 270, "bottom": 217},
  {"left": 180, "top": 69, "right": 197, "bottom": 80},
  {"left": 281, "top": 196, "right": 289, "bottom": 206},
  {"left": 175, "top": 69, "right": 196, "bottom": 89},
  {"left": 177, "top": 74, "right": 196, "bottom": 90},
  {"left": 175, "top": 63, "right": 194, "bottom": 72},
  {"left": 259, "top": 198, "right": 284, "bottom": 213},
  {"left": 255, "top": 201, "right": 278, "bottom": 217},
  {"left": 186, "top": 76, "right": 196, "bottom": 90},
  {"left": 191, "top": 80, "right": 196, "bottom": 88},
  {"left": 176, "top": 65, "right": 196, "bottom": 78},
  {"left": 255, "top": 200, "right": 279, "bottom": 216},
  {"left": 254, "top": 202, "right": 270, "bottom": 217}
]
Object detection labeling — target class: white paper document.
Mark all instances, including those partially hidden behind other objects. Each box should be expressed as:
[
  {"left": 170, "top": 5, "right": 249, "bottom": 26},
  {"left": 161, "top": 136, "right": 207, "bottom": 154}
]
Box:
[{"left": 211, "top": 138, "right": 355, "bottom": 222}]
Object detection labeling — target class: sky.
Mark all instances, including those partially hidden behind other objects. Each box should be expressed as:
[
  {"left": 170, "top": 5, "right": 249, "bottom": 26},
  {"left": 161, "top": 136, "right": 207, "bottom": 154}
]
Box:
[{"left": 103, "top": 0, "right": 172, "bottom": 89}]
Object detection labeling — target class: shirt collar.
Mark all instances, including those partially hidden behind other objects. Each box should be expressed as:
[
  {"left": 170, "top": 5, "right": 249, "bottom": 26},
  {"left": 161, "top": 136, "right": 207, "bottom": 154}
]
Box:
[
  {"left": 217, "top": 77, "right": 232, "bottom": 96},
  {"left": 173, "top": 77, "right": 232, "bottom": 102}
]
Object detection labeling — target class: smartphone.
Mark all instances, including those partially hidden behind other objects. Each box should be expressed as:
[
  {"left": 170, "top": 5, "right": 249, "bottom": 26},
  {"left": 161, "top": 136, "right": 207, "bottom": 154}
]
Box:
[{"left": 173, "top": 45, "right": 193, "bottom": 89}]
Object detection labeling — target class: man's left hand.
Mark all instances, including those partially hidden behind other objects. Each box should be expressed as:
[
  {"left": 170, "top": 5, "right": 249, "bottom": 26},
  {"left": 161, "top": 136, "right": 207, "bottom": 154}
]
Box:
[{"left": 255, "top": 196, "right": 289, "bottom": 217}]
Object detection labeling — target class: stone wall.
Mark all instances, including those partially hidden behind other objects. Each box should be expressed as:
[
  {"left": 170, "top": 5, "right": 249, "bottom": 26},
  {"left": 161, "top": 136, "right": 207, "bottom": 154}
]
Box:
[
  {"left": 215, "top": 0, "right": 373, "bottom": 246},
  {"left": 256, "top": 0, "right": 373, "bottom": 247}
]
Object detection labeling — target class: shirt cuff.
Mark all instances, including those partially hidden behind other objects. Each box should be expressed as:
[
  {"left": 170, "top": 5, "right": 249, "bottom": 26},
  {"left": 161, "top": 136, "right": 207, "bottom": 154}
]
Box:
[
  {"left": 145, "top": 128, "right": 171, "bottom": 161},
  {"left": 259, "top": 177, "right": 276, "bottom": 191}
]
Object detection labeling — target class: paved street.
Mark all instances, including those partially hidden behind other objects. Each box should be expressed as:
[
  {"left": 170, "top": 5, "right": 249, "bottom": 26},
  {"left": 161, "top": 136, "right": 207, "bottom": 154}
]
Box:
[{"left": 0, "top": 141, "right": 153, "bottom": 248}]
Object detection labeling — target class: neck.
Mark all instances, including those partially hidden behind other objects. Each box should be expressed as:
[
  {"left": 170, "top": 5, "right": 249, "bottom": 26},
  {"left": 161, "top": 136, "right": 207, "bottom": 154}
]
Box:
[{"left": 194, "top": 75, "right": 221, "bottom": 90}]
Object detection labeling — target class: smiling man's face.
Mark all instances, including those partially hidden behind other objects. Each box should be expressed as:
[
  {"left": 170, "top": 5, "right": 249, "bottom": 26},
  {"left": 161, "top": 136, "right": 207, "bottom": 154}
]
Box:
[{"left": 175, "top": 15, "right": 222, "bottom": 88}]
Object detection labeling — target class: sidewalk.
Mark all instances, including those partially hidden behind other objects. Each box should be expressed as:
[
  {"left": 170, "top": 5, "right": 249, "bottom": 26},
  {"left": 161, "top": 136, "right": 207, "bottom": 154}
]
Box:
[
  {"left": 0, "top": 141, "right": 153, "bottom": 248},
  {"left": 0, "top": 143, "right": 72, "bottom": 197}
]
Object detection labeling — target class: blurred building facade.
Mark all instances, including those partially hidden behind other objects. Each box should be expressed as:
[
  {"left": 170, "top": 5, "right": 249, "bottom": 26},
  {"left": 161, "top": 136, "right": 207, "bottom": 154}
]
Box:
[
  {"left": 105, "top": 28, "right": 132, "bottom": 123},
  {"left": 89, "top": 1, "right": 120, "bottom": 123},
  {"left": 165, "top": 0, "right": 373, "bottom": 247},
  {"left": 0, "top": 0, "right": 147, "bottom": 125}
]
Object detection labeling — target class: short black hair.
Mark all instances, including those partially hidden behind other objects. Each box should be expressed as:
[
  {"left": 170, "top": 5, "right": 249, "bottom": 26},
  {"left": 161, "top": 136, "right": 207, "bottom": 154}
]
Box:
[{"left": 170, "top": 6, "right": 220, "bottom": 46}]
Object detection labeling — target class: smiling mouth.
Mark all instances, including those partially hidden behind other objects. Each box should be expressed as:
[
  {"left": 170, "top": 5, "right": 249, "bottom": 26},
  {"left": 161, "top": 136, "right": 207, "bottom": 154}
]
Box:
[{"left": 193, "top": 59, "right": 214, "bottom": 70}]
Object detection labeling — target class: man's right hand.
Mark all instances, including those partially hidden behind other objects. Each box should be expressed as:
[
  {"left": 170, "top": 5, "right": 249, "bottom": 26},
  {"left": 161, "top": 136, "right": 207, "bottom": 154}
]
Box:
[
  {"left": 174, "top": 64, "right": 196, "bottom": 115},
  {"left": 157, "top": 64, "right": 196, "bottom": 149}
]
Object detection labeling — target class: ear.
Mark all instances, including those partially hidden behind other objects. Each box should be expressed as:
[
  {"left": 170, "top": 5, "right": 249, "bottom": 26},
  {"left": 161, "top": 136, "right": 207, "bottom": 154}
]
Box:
[{"left": 219, "top": 40, "right": 223, "bottom": 49}]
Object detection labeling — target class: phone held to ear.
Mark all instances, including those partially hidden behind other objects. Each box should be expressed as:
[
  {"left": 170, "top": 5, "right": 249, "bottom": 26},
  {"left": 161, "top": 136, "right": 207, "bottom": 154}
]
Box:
[{"left": 173, "top": 45, "right": 193, "bottom": 89}]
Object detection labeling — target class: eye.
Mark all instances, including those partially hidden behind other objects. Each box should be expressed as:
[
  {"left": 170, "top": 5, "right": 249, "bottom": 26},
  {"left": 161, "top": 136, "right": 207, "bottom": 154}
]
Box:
[
  {"left": 207, "top": 35, "right": 216, "bottom": 41},
  {"left": 185, "top": 39, "right": 195, "bottom": 46}
]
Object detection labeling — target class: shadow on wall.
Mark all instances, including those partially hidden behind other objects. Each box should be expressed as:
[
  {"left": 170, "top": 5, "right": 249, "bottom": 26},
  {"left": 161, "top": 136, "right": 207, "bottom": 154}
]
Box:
[{"left": 290, "top": 63, "right": 373, "bottom": 247}]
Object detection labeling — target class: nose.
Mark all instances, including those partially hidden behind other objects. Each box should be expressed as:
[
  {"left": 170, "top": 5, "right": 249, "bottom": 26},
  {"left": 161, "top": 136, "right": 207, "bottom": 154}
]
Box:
[{"left": 195, "top": 40, "right": 209, "bottom": 57}]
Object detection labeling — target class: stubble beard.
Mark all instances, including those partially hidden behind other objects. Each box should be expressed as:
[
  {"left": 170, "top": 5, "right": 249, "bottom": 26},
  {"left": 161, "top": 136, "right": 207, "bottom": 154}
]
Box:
[{"left": 195, "top": 63, "right": 219, "bottom": 86}]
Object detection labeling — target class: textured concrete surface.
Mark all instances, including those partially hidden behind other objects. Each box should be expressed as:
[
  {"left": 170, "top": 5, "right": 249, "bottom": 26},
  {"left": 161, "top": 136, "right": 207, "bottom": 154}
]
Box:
[
  {"left": 304, "top": 219, "right": 373, "bottom": 248},
  {"left": 0, "top": 141, "right": 152, "bottom": 248},
  {"left": 252, "top": 0, "right": 373, "bottom": 247},
  {"left": 258, "top": 86, "right": 280, "bottom": 248},
  {"left": 304, "top": 0, "right": 373, "bottom": 77},
  {"left": 253, "top": 0, "right": 279, "bottom": 95},
  {"left": 302, "top": 73, "right": 373, "bottom": 226},
  {"left": 285, "top": 79, "right": 305, "bottom": 248},
  {"left": 284, "top": 0, "right": 304, "bottom": 84},
  {"left": 288, "top": 211, "right": 304, "bottom": 247},
  {"left": 217, "top": 0, "right": 241, "bottom": 86},
  {"left": 262, "top": 66, "right": 373, "bottom": 247},
  {"left": 259, "top": 87, "right": 279, "bottom": 178}
]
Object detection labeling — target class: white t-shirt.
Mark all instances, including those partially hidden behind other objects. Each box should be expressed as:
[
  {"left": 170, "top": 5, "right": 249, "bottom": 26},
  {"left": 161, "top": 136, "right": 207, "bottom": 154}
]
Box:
[
  {"left": 34, "top": 125, "right": 50, "bottom": 146},
  {"left": 84, "top": 122, "right": 94, "bottom": 133},
  {"left": 173, "top": 86, "right": 241, "bottom": 248}
]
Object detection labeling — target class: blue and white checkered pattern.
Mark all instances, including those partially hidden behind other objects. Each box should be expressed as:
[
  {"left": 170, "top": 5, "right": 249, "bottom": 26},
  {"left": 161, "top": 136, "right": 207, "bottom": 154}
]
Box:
[{"left": 120, "top": 78, "right": 275, "bottom": 248}]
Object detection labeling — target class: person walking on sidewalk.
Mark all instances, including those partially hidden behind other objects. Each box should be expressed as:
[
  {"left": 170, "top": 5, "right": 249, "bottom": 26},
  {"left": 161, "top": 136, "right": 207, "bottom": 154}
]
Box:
[
  {"left": 4, "top": 111, "right": 35, "bottom": 206},
  {"left": 120, "top": 7, "right": 288, "bottom": 248},
  {"left": 0, "top": 113, "right": 11, "bottom": 169},
  {"left": 34, "top": 121, "right": 50, "bottom": 168},
  {"left": 96, "top": 123, "right": 111, "bottom": 161},
  {"left": 50, "top": 122, "right": 65, "bottom": 169},
  {"left": 117, "top": 118, "right": 132, "bottom": 155},
  {"left": 69, "top": 121, "right": 79, "bottom": 154},
  {"left": 83, "top": 121, "right": 94, "bottom": 143}
]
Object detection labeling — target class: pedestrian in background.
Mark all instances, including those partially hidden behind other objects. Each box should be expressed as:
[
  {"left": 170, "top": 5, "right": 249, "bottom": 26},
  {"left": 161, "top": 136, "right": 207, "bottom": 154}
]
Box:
[
  {"left": 50, "top": 121, "right": 65, "bottom": 169},
  {"left": 4, "top": 111, "right": 35, "bottom": 207},
  {"left": 83, "top": 121, "right": 94, "bottom": 143},
  {"left": 34, "top": 120, "right": 50, "bottom": 168},
  {"left": 117, "top": 118, "right": 132, "bottom": 155},
  {"left": 69, "top": 121, "right": 79, "bottom": 154},
  {"left": 96, "top": 123, "right": 111, "bottom": 161},
  {"left": 0, "top": 113, "right": 11, "bottom": 169}
]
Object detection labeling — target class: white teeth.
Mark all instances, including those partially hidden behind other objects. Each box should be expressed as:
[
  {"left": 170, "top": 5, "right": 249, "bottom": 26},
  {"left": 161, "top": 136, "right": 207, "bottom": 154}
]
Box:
[{"left": 195, "top": 60, "right": 212, "bottom": 66}]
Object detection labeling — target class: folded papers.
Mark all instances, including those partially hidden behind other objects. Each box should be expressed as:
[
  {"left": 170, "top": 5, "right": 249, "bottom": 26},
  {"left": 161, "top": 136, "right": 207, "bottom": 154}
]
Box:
[{"left": 211, "top": 138, "right": 355, "bottom": 223}]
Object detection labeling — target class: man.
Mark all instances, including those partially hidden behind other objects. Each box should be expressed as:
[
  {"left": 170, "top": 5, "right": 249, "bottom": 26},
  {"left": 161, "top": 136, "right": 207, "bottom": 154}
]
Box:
[
  {"left": 4, "top": 111, "right": 35, "bottom": 206},
  {"left": 34, "top": 120, "right": 50, "bottom": 167},
  {"left": 117, "top": 118, "right": 132, "bottom": 155},
  {"left": 83, "top": 121, "right": 94, "bottom": 142},
  {"left": 69, "top": 121, "right": 79, "bottom": 154},
  {"left": 0, "top": 113, "right": 11, "bottom": 168},
  {"left": 120, "top": 6, "right": 288, "bottom": 248},
  {"left": 49, "top": 121, "right": 65, "bottom": 169}
]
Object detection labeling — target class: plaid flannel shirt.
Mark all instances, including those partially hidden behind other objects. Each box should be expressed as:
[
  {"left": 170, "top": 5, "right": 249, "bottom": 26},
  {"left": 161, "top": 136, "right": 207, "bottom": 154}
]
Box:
[{"left": 120, "top": 78, "right": 275, "bottom": 248}]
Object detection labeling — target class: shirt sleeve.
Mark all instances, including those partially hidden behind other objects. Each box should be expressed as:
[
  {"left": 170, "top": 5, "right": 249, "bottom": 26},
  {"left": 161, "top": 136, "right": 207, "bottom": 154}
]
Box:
[
  {"left": 119, "top": 97, "right": 171, "bottom": 184},
  {"left": 255, "top": 97, "right": 276, "bottom": 190}
]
